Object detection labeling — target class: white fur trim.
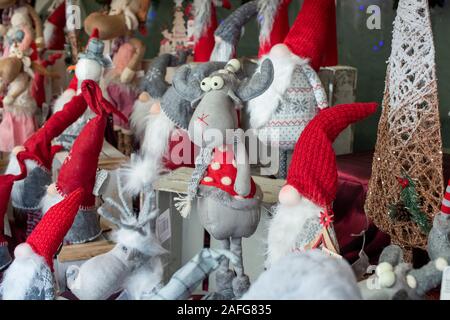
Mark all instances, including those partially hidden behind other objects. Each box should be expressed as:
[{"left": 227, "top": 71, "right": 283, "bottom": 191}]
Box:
[
  {"left": 124, "top": 112, "right": 174, "bottom": 195},
  {"left": 0, "top": 250, "right": 46, "bottom": 300},
  {"left": 257, "top": 0, "right": 282, "bottom": 45},
  {"left": 124, "top": 258, "right": 164, "bottom": 300},
  {"left": 248, "top": 45, "right": 308, "bottom": 129},
  {"left": 266, "top": 198, "right": 321, "bottom": 268},
  {"left": 193, "top": 0, "right": 212, "bottom": 41},
  {"left": 53, "top": 89, "right": 76, "bottom": 113},
  {"left": 43, "top": 21, "right": 56, "bottom": 49},
  {"left": 113, "top": 227, "right": 166, "bottom": 257}
]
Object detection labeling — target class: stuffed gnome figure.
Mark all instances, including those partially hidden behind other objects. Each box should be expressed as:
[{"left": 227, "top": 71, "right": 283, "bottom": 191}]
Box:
[
  {"left": 246, "top": 0, "right": 338, "bottom": 178},
  {"left": 266, "top": 102, "right": 378, "bottom": 268},
  {"left": 0, "top": 188, "right": 84, "bottom": 300},
  {"left": 43, "top": 0, "right": 66, "bottom": 50},
  {"left": 4, "top": 87, "right": 89, "bottom": 235},
  {"left": 41, "top": 80, "right": 127, "bottom": 244}
]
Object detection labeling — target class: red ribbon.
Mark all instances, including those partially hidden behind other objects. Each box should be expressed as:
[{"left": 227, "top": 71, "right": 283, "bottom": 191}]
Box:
[{"left": 81, "top": 80, "right": 128, "bottom": 123}]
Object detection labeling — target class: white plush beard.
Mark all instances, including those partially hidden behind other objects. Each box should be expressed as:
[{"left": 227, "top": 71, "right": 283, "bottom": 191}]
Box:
[
  {"left": 0, "top": 253, "right": 45, "bottom": 300},
  {"left": 266, "top": 198, "right": 322, "bottom": 269},
  {"left": 210, "top": 41, "right": 234, "bottom": 62},
  {"left": 5, "top": 155, "right": 39, "bottom": 206},
  {"left": 247, "top": 48, "right": 307, "bottom": 129},
  {"left": 123, "top": 110, "right": 175, "bottom": 195},
  {"left": 40, "top": 192, "right": 64, "bottom": 216}
]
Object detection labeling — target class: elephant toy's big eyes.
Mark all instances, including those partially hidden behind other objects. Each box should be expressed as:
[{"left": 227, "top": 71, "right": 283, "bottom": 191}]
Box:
[
  {"left": 211, "top": 76, "right": 224, "bottom": 90},
  {"left": 200, "top": 78, "right": 212, "bottom": 92}
]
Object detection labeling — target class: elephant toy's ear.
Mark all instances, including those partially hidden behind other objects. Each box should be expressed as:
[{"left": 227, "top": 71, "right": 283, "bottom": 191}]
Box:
[{"left": 236, "top": 58, "right": 274, "bottom": 102}]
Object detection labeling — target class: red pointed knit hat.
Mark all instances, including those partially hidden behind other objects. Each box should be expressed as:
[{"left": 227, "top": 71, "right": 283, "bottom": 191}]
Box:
[
  {"left": 258, "top": 0, "right": 292, "bottom": 58},
  {"left": 193, "top": 0, "right": 231, "bottom": 62},
  {"left": 26, "top": 188, "right": 84, "bottom": 270},
  {"left": 19, "top": 93, "right": 88, "bottom": 172},
  {"left": 56, "top": 80, "right": 127, "bottom": 209},
  {"left": 286, "top": 103, "right": 378, "bottom": 208},
  {"left": 440, "top": 180, "right": 450, "bottom": 215},
  {"left": 283, "top": 0, "right": 338, "bottom": 71}
]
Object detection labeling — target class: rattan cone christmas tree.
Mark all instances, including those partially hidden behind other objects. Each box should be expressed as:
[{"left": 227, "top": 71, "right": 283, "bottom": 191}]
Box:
[{"left": 365, "top": 0, "right": 444, "bottom": 256}]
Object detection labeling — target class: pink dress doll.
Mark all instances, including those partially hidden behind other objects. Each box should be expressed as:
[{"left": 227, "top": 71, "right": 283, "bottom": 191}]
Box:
[{"left": 0, "top": 45, "right": 37, "bottom": 152}]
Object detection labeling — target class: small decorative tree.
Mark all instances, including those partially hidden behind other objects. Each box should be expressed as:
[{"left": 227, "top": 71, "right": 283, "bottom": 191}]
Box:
[{"left": 365, "top": 0, "right": 444, "bottom": 260}]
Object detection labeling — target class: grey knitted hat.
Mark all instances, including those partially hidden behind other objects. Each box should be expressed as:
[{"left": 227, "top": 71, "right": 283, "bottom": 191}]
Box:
[
  {"left": 160, "top": 61, "right": 227, "bottom": 130},
  {"left": 214, "top": 0, "right": 257, "bottom": 46},
  {"left": 140, "top": 52, "right": 189, "bottom": 99}
]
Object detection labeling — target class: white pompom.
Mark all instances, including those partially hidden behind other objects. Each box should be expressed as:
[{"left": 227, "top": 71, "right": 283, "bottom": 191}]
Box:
[
  {"left": 406, "top": 275, "right": 417, "bottom": 289},
  {"left": 226, "top": 59, "right": 241, "bottom": 72},
  {"left": 435, "top": 257, "right": 448, "bottom": 271},
  {"left": 375, "top": 262, "right": 393, "bottom": 276},
  {"left": 14, "top": 243, "right": 35, "bottom": 258},
  {"left": 379, "top": 271, "right": 396, "bottom": 288}
]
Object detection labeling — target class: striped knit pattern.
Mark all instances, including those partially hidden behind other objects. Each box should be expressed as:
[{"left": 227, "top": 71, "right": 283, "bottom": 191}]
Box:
[
  {"left": 287, "top": 103, "right": 378, "bottom": 207},
  {"left": 441, "top": 180, "right": 450, "bottom": 214},
  {"left": 27, "top": 188, "right": 84, "bottom": 271}
]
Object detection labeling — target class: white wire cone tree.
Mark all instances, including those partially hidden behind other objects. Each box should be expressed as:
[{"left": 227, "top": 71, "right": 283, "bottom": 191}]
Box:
[{"left": 365, "top": 0, "right": 444, "bottom": 255}]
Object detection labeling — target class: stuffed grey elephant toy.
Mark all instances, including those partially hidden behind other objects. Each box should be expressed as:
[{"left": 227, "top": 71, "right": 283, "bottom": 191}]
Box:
[
  {"left": 359, "top": 213, "right": 450, "bottom": 299},
  {"left": 172, "top": 58, "right": 274, "bottom": 299},
  {"left": 66, "top": 175, "right": 165, "bottom": 300}
]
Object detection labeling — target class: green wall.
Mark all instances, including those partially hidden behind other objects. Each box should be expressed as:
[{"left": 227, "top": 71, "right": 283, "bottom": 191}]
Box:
[{"left": 84, "top": 0, "right": 450, "bottom": 151}]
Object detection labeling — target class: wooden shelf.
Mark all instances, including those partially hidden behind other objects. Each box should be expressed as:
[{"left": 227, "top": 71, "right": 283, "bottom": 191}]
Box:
[{"left": 154, "top": 167, "right": 285, "bottom": 205}]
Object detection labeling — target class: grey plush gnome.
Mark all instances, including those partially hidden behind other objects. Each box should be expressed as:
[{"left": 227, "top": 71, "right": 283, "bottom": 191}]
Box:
[
  {"left": 359, "top": 180, "right": 450, "bottom": 300},
  {"left": 172, "top": 58, "right": 274, "bottom": 299},
  {"left": 0, "top": 188, "right": 84, "bottom": 300},
  {"left": 242, "top": 250, "right": 362, "bottom": 300},
  {"left": 123, "top": 53, "right": 188, "bottom": 194},
  {"left": 67, "top": 179, "right": 165, "bottom": 300},
  {"left": 246, "top": 0, "right": 338, "bottom": 178}
]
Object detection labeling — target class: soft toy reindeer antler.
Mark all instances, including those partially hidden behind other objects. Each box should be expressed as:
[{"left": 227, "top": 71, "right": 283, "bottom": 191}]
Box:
[{"left": 98, "top": 172, "right": 158, "bottom": 232}]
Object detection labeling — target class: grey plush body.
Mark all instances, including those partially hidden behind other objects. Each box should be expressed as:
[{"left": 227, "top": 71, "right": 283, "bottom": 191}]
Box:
[
  {"left": 172, "top": 58, "right": 274, "bottom": 298},
  {"left": 21, "top": 263, "right": 56, "bottom": 300}
]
